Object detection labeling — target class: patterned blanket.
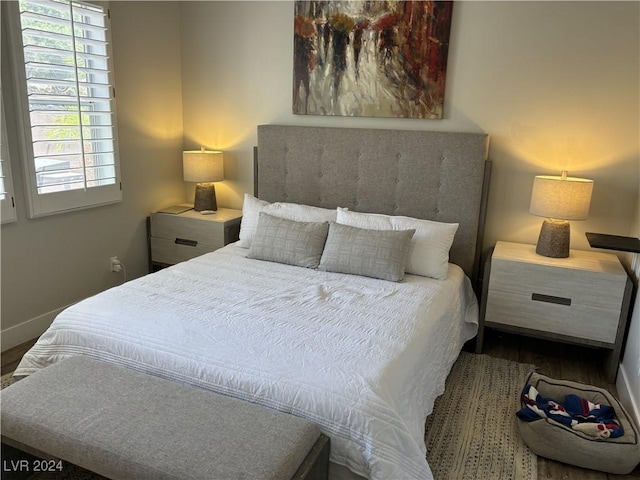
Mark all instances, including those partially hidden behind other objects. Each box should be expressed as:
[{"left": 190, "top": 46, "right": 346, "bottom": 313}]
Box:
[{"left": 516, "top": 384, "right": 624, "bottom": 439}]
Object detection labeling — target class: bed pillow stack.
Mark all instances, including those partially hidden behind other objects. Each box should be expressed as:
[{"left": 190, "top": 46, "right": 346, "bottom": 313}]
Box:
[
  {"left": 247, "top": 213, "right": 329, "bottom": 269},
  {"left": 238, "top": 194, "right": 458, "bottom": 281},
  {"left": 335, "top": 208, "right": 458, "bottom": 281},
  {"left": 318, "top": 222, "right": 415, "bottom": 282},
  {"left": 238, "top": 194, "right": 338, "bottom": 248}
]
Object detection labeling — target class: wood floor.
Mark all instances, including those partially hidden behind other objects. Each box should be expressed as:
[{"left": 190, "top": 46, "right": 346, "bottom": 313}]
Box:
[
  {"left": 1, "top": 338, "right": 38, "bottom": 376},
  {"left": 3, "top": 332, "right": 640, "bottom": 479}
]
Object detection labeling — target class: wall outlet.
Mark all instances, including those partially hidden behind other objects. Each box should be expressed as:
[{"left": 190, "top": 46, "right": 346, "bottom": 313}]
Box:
[{"left": 109, "top": 256, "right": 122, "bottom": 272}]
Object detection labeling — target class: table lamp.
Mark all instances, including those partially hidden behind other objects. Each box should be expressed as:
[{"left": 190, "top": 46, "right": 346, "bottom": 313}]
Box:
[
  {"left": 183, "top": 148, "right": 224, "bottom": 212},
  {"left": 529, "top": 170, "right": 594, "bottom": 258}
]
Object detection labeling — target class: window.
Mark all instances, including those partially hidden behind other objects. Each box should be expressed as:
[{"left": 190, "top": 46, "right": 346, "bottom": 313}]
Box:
[
  {"left": 1, "top": 95, "right": 18, "bottom": 224},
  {"left": 8, "top": 0, "right": 120, "bottom": 217}
]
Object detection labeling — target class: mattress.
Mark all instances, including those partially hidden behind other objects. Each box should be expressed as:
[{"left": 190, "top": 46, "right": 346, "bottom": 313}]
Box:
[{"left": 16, "top": 243, "right": 479, "bottom": 480}]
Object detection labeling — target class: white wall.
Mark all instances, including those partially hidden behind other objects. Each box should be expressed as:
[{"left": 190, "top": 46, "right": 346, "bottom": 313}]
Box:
[
  {"left": 1, "top": 2, "right": 185, "bottom": 349},
  {"left": 180, "top": 1, "right": 639, "bottom": 256}
]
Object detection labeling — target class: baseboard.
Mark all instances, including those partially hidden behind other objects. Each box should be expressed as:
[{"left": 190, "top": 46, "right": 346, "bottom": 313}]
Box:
[
  {"left": 616, "top": 362, "right": 640, "bottom": 430},
  {"left": 1, "top": 307, "right": 67, "bottom": 352}
]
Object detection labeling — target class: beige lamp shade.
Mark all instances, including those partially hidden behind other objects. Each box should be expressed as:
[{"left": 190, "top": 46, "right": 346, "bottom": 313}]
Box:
[
  {"left": 529, "top": 172, "right": 594, "bottom": 220},
  {"left": 183, "top": 149, "right": 224, "bottom": 183}
]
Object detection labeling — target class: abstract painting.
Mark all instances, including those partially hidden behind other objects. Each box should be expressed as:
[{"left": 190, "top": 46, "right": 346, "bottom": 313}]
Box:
[{"left": 293, "top": 1, "right": 454, "bottom": 119}]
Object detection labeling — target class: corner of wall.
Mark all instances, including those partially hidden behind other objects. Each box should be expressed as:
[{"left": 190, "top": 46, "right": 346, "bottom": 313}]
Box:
[{"left": 616, "top": 197, "right": 640, "bottom": 429}]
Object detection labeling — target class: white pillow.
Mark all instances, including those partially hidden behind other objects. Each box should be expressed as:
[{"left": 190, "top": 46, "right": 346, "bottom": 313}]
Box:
[
  {"left": 237, "top": 194, "right": 270, "bottom": 248},
  {"left": 238, "top": 194, "right": 339, "bottom": 248},
  {"left": 266, "top": 201, "right": 338, "bottom": 224},
  {"left": 336, "top": 208, "right": 458, "bottom": 280}
]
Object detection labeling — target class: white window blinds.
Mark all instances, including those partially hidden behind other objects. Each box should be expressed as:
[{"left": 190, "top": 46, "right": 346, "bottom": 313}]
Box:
[{"left": 10, "top": 0, "right": 121, "bottom": 217}]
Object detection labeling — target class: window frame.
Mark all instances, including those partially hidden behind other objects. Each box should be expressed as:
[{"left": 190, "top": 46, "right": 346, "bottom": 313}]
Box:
[
  {"left": 1, "top": 92, "right": 18, "bottom": 225},
  {"left": 7, "top": 0, "right": 121, "bottom": 218}
]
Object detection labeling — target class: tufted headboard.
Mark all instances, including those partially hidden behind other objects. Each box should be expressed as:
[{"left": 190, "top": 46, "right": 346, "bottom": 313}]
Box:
[{"left": 255, "top": 125, "right": 491, "bottom": 288}]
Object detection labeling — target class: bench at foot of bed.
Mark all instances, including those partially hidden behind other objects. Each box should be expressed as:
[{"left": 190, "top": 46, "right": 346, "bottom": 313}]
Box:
[{"left": 1, "top": 357, "right": 329, "bottom": 480}]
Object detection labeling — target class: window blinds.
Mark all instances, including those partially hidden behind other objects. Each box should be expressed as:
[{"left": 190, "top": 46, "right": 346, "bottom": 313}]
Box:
[{"left": 18, "top": 0, "right": 118, "bottom": 196}]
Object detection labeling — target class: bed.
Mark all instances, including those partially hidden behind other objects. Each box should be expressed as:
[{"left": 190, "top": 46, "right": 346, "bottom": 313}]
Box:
[{"left": 15, "top": 125, "right": 491, "bottom": 480}]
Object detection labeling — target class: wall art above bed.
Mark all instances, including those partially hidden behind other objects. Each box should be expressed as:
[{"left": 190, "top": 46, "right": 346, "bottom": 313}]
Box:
[{"left": 293, "top": 0, "right": 454, "bottom": 119}]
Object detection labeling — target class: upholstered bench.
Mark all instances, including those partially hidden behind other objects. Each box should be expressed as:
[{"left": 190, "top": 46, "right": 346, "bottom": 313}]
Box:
[
  {"left": 1, "top": 357, "right": 329, "bottom": 480},
  {"left": 517, "top": 372, "right": 640, "bottom": 475}
]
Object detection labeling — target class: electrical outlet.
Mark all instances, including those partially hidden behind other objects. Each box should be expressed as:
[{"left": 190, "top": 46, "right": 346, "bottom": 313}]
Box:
[{"left": 109, "top": 256, "right": 122, "bottom": 272}]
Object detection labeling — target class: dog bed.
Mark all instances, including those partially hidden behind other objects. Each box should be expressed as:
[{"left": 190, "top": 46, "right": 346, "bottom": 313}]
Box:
[{"left": 517, "top": 372, "right": 640, "bottom": 474}]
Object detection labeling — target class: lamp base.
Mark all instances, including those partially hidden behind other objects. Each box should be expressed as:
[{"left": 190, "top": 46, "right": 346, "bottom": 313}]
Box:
[
  {"left": 193, "top": 183, "right": 217, "bottom": 212},
  {"left": 536, "top": 218, "right": 570, "bottom": 258}
]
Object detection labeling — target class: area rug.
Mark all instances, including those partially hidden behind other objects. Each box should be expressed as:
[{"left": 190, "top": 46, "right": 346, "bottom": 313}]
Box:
[
  {"left": 425, "top": 351, "right": 537, "bottom": 480},
  {"left": 2, "top": 352, "right": 536, "bottom": 480},
  {"left": 1, "top": 371, "right": 16, "bottom": 389}
]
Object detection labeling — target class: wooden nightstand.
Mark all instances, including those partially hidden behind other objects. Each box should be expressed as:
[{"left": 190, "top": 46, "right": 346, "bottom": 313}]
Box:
[
  {"left": 476, "top": 241, "right": 632, "bottom": 382},
  {"left": 149, "top": 207, "right": 242, "bottom": 270}
]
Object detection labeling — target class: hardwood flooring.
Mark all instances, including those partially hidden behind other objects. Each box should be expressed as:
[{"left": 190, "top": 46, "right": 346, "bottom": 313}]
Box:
[
  {"left": 2, "top": 332, "right": 640, "bottom": 479},
  {"left": 1, "top": 338, "right": 37, "bottom": 376}
]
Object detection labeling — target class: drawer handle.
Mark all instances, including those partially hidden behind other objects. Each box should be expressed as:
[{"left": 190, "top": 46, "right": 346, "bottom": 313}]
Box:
[
  {"left": 531, "top": 293, "right": 571, "bottom": 306},
  {"left": 175, "top": 238, "right": 198, "bottom": 247}
]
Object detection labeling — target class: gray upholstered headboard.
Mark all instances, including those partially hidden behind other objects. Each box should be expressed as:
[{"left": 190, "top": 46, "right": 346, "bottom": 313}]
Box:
[{"left": 255, "top": 125, "right": 491, "bottom": 288}]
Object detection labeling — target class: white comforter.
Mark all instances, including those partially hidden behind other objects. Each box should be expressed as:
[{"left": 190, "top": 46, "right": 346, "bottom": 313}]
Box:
[{"left": 16, "top": 244, "right": 478, "bottom": 480}]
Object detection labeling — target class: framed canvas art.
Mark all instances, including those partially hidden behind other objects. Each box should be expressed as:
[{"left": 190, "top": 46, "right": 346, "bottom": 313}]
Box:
[{"left": 293, "top": 1, "right": 454, "bottom": 119}]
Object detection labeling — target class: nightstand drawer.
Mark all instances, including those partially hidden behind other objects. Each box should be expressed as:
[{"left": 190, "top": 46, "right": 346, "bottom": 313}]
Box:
[
  {"left": 150, "top": 237, "right": 220, "bottom": 265},
  {"left": 150, "top": 213, "right": 224, "bottom": 248},
  {"left": 490, "top": 258, "right": 626, "bottom": 311},
  {"left": 485, "top": 290, "right": 619, "bottom": 343}
]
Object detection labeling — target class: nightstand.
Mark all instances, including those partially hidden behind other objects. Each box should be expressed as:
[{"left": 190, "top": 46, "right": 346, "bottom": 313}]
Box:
[
  {"left": 476, "top": 241, "right": 632, "bottom": 382},
  {"left": 149, "top": 207, "right": 242, "bottom": 270}
]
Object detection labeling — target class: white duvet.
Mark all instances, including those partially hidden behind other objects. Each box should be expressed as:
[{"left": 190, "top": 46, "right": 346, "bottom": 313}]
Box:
[{"left": 16, "top": 244, "right": 478, "bottom": 480}]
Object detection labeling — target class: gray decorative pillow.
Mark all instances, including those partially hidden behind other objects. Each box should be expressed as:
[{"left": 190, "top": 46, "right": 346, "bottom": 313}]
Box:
[
  {"left": 247, "top": 213, "right": 329, "bottom": 268},
  {"left": 319, "top": 222, "right": 416, "bottom": 281}
]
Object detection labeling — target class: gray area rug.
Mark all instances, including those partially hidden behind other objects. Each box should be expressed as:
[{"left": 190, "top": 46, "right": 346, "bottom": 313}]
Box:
[
  {"left": 2, "top": 352, "right": 536, "bottom": 479},
  {"left": 425, "top": 351, "right": 537, "bottom": 480}
]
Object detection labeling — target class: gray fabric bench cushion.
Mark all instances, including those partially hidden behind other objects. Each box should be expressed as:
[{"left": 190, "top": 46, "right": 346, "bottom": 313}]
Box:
[{"left": 1, "top": 356, "right": 322, "bottom": 480}]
